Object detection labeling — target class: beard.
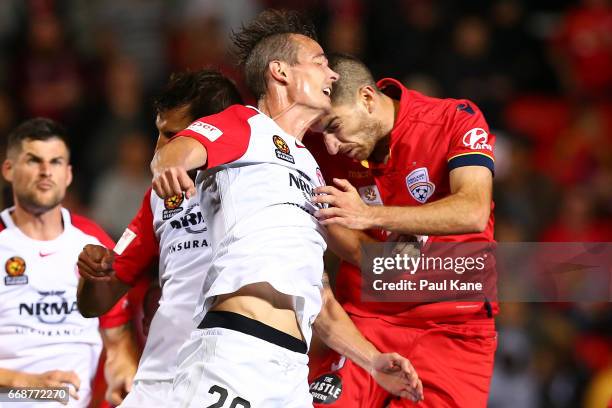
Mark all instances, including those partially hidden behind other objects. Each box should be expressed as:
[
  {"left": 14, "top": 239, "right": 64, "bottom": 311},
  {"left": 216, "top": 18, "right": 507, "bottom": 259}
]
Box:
[
  {"left": 16, "top": 188, "right": 64, "bottom": 215},
  {"left": 357, "top": 114, "right": 385, "bottom": 161}
]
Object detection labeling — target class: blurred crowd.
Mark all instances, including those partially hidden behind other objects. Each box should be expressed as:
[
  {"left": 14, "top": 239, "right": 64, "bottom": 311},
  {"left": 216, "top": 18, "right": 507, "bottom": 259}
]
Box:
[{"left": 0, "top": 0, "right": 610, "bottom": 407}]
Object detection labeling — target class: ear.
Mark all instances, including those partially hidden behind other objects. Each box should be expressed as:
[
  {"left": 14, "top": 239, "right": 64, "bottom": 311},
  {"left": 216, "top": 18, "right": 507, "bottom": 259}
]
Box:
[
  {"left": 2, "top": 159, "right": 13, "bottom": 183},
  {"left": 359, "top": 85, "right": 378, "bottom": 114},
  {"left": 66, "top": 164, "right": 73, "bottom": 188},
  {"left": 268, "top": 60, "right": 290, "bottom": 85}
]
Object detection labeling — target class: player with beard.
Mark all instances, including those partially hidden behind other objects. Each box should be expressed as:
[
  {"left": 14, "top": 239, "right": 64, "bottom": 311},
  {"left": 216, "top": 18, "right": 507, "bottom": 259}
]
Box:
[
  {"left": 0, "top": 118, "right": 137, "bottom": 407},
  {"left": 309, "top": 54, "right": 497, "bottom": 407},
  {"left": 151, "top": 10, "right": 423, "bottom": 407}
]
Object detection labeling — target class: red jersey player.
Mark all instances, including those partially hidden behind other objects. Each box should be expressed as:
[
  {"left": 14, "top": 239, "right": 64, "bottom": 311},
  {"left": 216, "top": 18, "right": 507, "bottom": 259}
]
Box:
[{"left": 309, "top": 54, "right": 497, "bottom": 407}]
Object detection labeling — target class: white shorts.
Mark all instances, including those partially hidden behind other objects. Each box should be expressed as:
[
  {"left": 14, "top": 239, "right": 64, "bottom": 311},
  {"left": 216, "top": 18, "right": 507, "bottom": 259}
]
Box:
[
  {"left": 170, "top": 314, "right": 312, "bottom": 408},
  {"left": 118, "top": 379, "right": 172, "bottom": 407}
]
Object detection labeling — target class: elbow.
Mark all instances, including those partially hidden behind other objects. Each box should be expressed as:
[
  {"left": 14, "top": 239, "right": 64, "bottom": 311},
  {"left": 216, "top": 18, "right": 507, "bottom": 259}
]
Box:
[{"left": 466, "top": 207, "right": 490, "bottom": 233}]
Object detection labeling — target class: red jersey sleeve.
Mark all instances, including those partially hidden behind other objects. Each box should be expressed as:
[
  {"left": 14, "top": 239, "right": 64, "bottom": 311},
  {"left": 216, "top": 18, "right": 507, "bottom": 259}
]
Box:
[
  {"left": 173, "top": 104, "right": 256, "bottom": 169},
  {"left": 112, "top": 188, "right": 159, "bottom": 287},
  {"left": 71, "top": 213, "right": 132, "bottom": 328},
  {"left": 446, "top": 100, "right": 495, "bottom": 174}
]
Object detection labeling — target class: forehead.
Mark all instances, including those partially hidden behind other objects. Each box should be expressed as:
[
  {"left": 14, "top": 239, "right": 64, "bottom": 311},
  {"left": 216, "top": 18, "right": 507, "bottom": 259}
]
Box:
[
  {"left": 19, "top": 138, "right": 69, "bottom": 158},
  {"left": 293, "top": 34, "right": 324, "bottom": 58},
  {"left": 157, "top": 105, "right": 193, "bottom": 129}
]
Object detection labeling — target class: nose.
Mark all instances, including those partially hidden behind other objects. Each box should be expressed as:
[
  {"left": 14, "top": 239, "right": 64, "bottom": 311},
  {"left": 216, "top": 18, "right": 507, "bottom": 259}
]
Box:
[
  {"left": 323, "top": 133, "right": 340, "bottom": 155},
  {"left": 328, "top": 67, "right": 339, "bottom": 83},
  {"left": 39, "top": 162, "right": 51, "bottom": 177}
]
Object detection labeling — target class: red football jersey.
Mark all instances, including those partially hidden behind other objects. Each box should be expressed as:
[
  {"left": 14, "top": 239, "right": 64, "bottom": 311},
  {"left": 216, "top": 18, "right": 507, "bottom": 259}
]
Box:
[{"left": 308, "top": 78, "right": 497, "bottom": 321}]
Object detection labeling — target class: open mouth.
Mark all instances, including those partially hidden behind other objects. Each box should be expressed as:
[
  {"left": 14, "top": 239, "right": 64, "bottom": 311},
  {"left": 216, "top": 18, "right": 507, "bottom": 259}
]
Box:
[{"left": 323, "top": 87, "right": 331, "bottom": 97}]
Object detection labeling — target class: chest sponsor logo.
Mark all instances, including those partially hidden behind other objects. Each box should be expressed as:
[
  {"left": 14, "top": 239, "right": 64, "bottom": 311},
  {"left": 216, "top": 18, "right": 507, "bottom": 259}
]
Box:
[
  {"left": 462, "top": 128, "right": 492, "bottom": 151},
  {"left": 186, "top": 121, "right": 223, "bottom": 141},
  {"left": 168, "top": 238, "right": 209, "bottom": 254},
  {"left": 310, "top": 373, "right": 343, "bottom": 404},
  {"left": 169, "top": 205, "right": 207, "bottom": 234},
  {"left": 288, "top": 170, "right": 324, "bottom": 214},
  {"left": 273, "top": 135, "right": 295, "bottom": 164},
  {"left": 4, "top": 256, "right": 27, "bottom": 286},
  {"left": 163, "top": 193, "right": 185, "bottom": 220},
  {"left": 358, "top": 185, "right": 383, "bottom": 206},
  {"left": 19, "top": 291, "right": 78, "bottom": 324},
  {"left": 406, "top": 167, "right": 435, "bottom": 204}
]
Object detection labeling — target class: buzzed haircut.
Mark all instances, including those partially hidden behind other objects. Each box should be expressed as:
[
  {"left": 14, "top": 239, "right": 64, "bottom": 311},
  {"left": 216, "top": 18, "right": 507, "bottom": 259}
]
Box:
[
  {"left": 328, "top": 53, "right": 379, "bottom": 105},
  {"left": 154, "top": 69, "right": 243, "bottom": 120},
  {"left": 231, "top": 9, "right": 317, "bottom": 100},
  {"left": 6, "top": 118, "right": 69, "bottom": 158}
]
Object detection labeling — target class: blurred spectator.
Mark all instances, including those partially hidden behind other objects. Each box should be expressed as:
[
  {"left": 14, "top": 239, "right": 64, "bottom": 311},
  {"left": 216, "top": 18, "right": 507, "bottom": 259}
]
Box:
[
  {"left": 90, "top": 132, "right": 152, "bottom": 239},
  {"left": 94, "top": 0, "right": 170, "bottom": 93},
  {"left": 495, "top": 135, "right": 560, "bottom": 240},
  {"left": 552, "top": 0, "right": 612, "bottom": 100},
  {"left": 83, "top": 57, "right": 150, "bottom": 202},
  {"left": 436, "top": 15, "right": 511, "bottom": 126},
  {"left": 12, "top": 11, "right": 85, "bottom": 125},
  {"left": 540, "top": 186, "right": 612, "bottom": 242},
  {"left": 364, "top": 0, "right": 445, "bottom": 79}
]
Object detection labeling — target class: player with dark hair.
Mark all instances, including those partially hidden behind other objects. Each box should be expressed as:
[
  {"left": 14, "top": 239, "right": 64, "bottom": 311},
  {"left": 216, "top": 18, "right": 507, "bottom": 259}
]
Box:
[
  {"left": 76, "top": 69, "right": 243, "bottom": 407},
  {"left": 309, "top": 54, "right": 497, "bottom": 407},
  {"left": 151, "top": 10, "right": 422, "bottom": 407},
  {"left": 0, "top": 118, "right": 137, "bottom": 407}
]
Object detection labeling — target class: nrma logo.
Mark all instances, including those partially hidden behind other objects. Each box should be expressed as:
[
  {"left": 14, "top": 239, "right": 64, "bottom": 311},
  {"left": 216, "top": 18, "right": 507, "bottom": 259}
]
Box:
[
  {"left": 19, "top": 291, "right": 78, "bottom": 324},
  {"left": 169, "top": 206, "right": 207, "bottom": 234}
]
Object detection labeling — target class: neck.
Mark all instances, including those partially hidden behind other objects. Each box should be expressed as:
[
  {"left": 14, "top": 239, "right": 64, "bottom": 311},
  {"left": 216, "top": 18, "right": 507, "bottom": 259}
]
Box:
[
  {"left": 10, "top": 204, "right": 64, "bottom": 241},
  {"left": 257, "top": 96, "right": 323, "bottom": 141},
  {"left": 369, "top": 95, "right": 399, "bottom": 164}
]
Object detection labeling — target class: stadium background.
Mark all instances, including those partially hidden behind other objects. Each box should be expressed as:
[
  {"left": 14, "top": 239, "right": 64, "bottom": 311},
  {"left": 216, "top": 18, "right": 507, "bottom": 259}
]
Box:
[{"left": 0, "top": 0, "right": 610, "bottom": 407}]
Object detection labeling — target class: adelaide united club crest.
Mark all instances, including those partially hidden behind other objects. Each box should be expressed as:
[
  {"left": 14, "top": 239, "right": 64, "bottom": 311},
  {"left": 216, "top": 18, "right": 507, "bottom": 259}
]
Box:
[{"left": 405, "top": 167, "right": 435, "bottom": 204}]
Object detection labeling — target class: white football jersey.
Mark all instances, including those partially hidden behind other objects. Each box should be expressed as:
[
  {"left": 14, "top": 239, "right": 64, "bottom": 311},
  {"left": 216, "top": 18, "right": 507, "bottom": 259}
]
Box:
[
  {"left": 178, "top": 105, "right": 328, "bottom": 346},
  {"left": 0, "top": 208, "right": 104, "bottom": 407},
  {"left": 113, "top": 189, "right": 210, "bottom": 381}
]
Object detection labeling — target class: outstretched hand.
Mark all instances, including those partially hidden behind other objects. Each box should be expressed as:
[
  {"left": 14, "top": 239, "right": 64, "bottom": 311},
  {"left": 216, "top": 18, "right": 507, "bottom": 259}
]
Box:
[
  {"left": 312, "top": 178, "right": 375, "bottom": 230},
  {"left": 370, "top": 352, "right": 424, "bottom": 402}
]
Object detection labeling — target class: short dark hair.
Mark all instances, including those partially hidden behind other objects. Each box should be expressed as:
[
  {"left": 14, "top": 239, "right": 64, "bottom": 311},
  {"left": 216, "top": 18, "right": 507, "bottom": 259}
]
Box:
[
  {"left": 328, "top": 53, "right": 378, "bottom": 105},
  {"left": 154, "top": 69, "right": 243, "bottom": 120},
  {"left": 7, "top": 118, "right": 69, "bottom": 157},
  {"left": 231, "top": 9, "right": 317, "bottom": 100}
]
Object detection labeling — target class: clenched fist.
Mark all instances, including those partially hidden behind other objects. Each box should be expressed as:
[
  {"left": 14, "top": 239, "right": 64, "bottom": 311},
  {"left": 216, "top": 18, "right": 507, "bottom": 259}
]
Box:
[{"left": 77, "top": 244, "right": 115, "bottom": 282}]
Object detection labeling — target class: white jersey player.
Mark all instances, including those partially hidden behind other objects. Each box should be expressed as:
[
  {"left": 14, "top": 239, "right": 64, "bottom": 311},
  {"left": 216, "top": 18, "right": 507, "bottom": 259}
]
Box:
[
  {"left": 76, "top": 70, "right": 244, "bottom": 406},
  {"left": 152, "top": 10, "right": 423, "bottom": 407},
  {"left": 0, "top": 118, "right": 134, "bottom": 407}
]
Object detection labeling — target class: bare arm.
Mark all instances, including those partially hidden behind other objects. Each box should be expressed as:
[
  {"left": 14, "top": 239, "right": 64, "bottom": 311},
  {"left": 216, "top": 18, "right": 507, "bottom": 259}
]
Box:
[
  {"left": 77, "top": 245, "right": 130, "bottom": 317},
  {"left": 313, "top": 166, "right": 492, "bottom": 235},
  {"left": 150, "top": 137, "right": 207, "bottom": 199},
  {"left": 0, "top": 368, "right": 81, "bottom": 400},
  {"left": 325, "top": 224, "right": 376, "bottom": 266},
  {"left": 314, "top": 273, "right": 423, "bottom": 401},
  {"left": 101, "top": 324, "right": 139, "bottom": 405}
]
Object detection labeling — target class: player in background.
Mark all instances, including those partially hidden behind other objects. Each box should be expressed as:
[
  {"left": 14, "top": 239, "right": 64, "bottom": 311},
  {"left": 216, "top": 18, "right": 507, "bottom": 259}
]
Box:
[
  {"left": 76, "top": 69, "right": 243, "bottom": 407},
  {"left": 309, "top": 54, "right": 497, "bottom": 407},
  {"left": 151, "top": 10, "right": 422, "bottom": 407},
  {"left": 0, "top": 118, "right": 137, "bottom": 407}
]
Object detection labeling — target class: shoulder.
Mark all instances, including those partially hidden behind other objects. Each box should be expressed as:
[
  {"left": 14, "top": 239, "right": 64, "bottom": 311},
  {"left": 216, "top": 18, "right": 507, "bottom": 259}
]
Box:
[
  {"left": 69, "top": 212, "right": 115, "bottom": 249},
  {"left": 181, "top": 105, "right": 257, "bottom": 143}
]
